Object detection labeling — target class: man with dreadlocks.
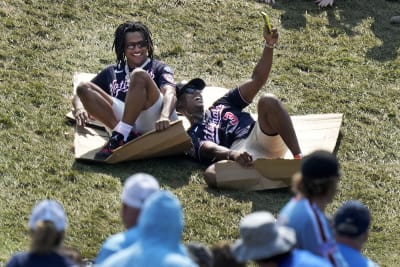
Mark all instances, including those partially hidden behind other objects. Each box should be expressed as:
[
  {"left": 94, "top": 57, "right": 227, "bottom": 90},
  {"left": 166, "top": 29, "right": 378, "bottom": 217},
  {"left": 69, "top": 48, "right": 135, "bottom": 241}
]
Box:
[{"left": 72, "top": 21, "right": 178, "bottom": 160}]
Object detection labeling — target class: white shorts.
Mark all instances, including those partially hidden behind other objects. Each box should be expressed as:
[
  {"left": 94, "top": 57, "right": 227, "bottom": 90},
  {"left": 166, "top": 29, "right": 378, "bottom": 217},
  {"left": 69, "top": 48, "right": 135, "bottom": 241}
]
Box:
[
  {"left": 230, "top": 121, "right": 288, "bottom": 160},
  {"left": 111, "top": 95, "right": 178, "bottom": 134}
]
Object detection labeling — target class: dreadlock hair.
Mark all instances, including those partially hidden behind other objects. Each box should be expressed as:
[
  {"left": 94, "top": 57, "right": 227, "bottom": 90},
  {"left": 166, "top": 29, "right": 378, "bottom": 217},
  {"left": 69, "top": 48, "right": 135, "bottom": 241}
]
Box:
[{"left": 113, "top": 21, "right": 154, "bottom": 66}]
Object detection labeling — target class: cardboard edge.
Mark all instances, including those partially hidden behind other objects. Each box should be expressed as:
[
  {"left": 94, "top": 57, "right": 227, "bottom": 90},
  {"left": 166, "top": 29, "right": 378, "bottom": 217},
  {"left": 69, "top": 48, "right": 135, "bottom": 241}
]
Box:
[
  {"left": 214, "top": 160, "right": 290, "bottom": 191},
  {"left": 104, "top": 120, "right": 191, "bottom": 163}
]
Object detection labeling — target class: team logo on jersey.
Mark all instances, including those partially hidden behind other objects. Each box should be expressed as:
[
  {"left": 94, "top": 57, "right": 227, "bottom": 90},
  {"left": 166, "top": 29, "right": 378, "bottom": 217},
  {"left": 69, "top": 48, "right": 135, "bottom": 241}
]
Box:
[
  {"left": 163, "top": 73, "right": 175, "bottom": 84},
  {"left": 223, "top": 112, "right": 239, "bottom": 126}
]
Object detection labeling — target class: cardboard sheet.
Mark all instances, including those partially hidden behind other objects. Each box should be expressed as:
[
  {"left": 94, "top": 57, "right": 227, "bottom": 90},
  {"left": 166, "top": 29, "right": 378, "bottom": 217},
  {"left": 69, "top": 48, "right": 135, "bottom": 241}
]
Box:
[
  {"left": 74, "top": 120, "right": 192, "bottom": 163},
  {"left": 215, "top": 160, "right": 293, "bottom": 190}
]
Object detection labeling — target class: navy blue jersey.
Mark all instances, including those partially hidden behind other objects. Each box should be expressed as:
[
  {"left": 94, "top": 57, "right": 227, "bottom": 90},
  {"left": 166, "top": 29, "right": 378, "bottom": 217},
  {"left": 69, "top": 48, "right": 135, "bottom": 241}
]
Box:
[
  {"left": 187, "top": 87, "right": 255, "bottom": 163},
  {"left": 91, "top": 59, "right": 175, "bottom": 102},
  {"left": 6, "top": 252, "right": 78, "bottom": 267}
]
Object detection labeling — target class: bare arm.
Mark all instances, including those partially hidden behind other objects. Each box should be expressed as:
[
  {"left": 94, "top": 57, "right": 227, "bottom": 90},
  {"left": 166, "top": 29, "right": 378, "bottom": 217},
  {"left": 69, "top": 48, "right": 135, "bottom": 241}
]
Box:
[
  {"left": 238, "top": 27, "right": 279, "bottom": 103},
  {"left": 200, "top": 141, "right": 253, "bottom": 167},
  {"left": 156, "top": 84, "right": 177, "bottom": 131}
]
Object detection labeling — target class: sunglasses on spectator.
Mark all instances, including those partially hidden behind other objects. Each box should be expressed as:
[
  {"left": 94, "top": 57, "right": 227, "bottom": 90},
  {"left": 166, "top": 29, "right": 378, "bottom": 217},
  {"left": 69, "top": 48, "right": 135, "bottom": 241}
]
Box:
[{"left": 126, "top": 40, "right": 148, "bottom": 50}]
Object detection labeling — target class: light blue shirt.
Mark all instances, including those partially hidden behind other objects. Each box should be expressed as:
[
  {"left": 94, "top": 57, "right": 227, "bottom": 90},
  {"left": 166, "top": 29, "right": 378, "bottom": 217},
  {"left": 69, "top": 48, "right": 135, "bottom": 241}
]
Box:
[
  {"left": 95, "top": 226, "right": 139, "bottom": 264},
  {"left": 337, "top": 243, "right": 379, "bottom": 267},
  {"left": 279, "top": 249, "right": 334, "bottom": 267},
  {"left": 278, "top": 197, "right": 348, "bottom": 267}
]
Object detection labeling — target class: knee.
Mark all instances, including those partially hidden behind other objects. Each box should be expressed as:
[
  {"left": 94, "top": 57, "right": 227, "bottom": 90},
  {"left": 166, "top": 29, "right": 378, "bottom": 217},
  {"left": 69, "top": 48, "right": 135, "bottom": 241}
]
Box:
[
  {"left": 76, "top": 82, "right": 91, "bottom": 98},
  {"left": 204, "top": 164, "right": 217, "bottom": 188},
  {"left": 129, "top": 68, "right": 150, "bottom": 83},
  {"left": 257, "top": 93, "right": 281, "bottom": 112}
]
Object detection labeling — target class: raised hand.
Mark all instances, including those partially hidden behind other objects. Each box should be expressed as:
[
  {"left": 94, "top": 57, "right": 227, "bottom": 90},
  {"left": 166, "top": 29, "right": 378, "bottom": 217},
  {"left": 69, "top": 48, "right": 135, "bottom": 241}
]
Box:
[
  {"left": 260, "top": 0, "right": 275, "bottom": 4},
  {"left": 315, "top": 0, "right": 335, "bottom": 7},
  {"left": 261, "top": 12, "right": 279, "bottom": 47}
]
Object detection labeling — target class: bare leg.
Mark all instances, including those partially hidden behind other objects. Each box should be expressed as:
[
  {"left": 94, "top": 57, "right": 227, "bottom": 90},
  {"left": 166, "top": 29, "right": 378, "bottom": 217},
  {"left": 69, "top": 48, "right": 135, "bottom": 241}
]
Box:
[
  {"left": 257, "top": 93, "right": 302, "bottom": 156},
  {"left": 121, "top": 68, "right": 160, "bottom": 125},
  {"left": 76, "top": 82, "right": 118, "bottom": 129}
]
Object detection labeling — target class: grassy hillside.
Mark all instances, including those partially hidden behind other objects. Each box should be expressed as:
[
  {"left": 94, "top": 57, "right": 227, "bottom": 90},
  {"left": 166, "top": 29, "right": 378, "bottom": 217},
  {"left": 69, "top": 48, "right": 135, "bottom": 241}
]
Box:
[{"left": 0, "top": 0, "right": 399, "bottom": 265}]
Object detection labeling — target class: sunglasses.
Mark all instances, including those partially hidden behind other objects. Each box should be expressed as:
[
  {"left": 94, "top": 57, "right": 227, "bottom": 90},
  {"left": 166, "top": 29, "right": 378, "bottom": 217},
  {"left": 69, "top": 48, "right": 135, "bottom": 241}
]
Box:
[
  {"left": 126, "top": 40, "right": 148, "bottom": 50},
  {"left": 183, "top": 87, "right": 202, "bottom": 94}
]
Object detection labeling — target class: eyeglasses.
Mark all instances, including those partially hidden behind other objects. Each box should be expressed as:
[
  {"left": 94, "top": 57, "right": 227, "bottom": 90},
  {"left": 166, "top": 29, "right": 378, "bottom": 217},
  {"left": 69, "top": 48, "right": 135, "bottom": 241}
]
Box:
[{"left": 126, "top": 40, "right": 148, "bottom": 50}]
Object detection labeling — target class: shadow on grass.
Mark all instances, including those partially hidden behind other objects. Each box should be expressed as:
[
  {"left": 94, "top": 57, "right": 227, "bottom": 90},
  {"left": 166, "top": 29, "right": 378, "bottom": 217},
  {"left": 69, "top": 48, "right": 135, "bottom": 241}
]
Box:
[
  {"left": 205, "top": 186, "right": 292, "bottom": 215},
  {"left": 71, "top": 155, "right": 200, "bottom": 189},
  {"left": 72, "top": 154, "right": 292, "bottom": 214},
  {"left": 272, "top": 0, "right": 400, "bottom": 61}
]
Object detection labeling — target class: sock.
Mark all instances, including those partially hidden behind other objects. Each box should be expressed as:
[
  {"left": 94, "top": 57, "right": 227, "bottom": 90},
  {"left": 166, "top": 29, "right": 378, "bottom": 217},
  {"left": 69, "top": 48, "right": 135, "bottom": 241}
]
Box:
[{"left": 113, "top": 121, "right": 133, "bottom": 141}]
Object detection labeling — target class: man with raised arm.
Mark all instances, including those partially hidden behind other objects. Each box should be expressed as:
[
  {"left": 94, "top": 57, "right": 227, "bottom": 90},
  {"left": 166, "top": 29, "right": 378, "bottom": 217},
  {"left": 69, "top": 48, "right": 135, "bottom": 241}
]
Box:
[{"left": 175, "top": 24, "right": 302, "bottom": 187}]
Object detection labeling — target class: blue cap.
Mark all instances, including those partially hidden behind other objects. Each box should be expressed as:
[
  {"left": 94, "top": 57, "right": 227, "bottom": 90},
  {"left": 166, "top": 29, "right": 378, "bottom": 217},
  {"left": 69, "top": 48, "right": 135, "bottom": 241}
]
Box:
[{"left": 334, "top": 200, "right": 371, "bottom": 237}]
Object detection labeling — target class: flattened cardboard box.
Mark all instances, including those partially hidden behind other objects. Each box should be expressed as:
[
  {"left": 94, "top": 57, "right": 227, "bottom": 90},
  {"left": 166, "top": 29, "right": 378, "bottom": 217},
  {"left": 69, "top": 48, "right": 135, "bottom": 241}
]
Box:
[
  {"left": 74, "top": 120, "right": 192, "bottom": 163},
  {"left": 215, "top": 113, "right": 343, "bottom": 190},
  {"left": 71, "top": 72, "right": 342, "bottom": 190}
]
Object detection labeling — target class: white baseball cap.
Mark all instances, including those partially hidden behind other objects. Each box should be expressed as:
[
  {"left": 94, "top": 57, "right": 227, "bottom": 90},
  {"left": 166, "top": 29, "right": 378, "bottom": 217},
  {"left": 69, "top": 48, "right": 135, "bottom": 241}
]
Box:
[
  {"left": 121, "top": 173, "right": 160, "bottom": 208},
  {"left": 28, "top": 200, "right": 67, "bottom": 232}
]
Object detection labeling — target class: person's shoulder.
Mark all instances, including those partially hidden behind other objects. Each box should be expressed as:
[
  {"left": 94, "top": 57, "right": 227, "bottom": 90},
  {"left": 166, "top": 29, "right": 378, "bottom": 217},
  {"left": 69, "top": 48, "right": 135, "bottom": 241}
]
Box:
[
  {"left": 100, "top": 231, "right": 126, "bottom": 251},
  {"left": 280, "top": 197, "right": 307, "bottom": 214},
  {"left": 151, "top": 59, "right": 173, "bottom": 73},
  {"left": 293, "top": 249, "right": 334, "bottom": 266},
  {"left": 163, "top": 253, "right": 198, "bottom": 267},
  {"left": 279, "top": 198, "right": 311, "bottom": 226},
  {"left": 99, "top": 244, "right": 138, "bottom": 267},
  {"left": 366, "top": 258, "right": 380, "bottom": 267},
  {"left": 105, "top": 63, "right": 119, "bottom": 71},
  {"left": 46, "top": 252, "right": 79, "bottom": 267},
  {"left": 95, "top": 64, "right": 119, "bottom": 76},
  {"left": 6, "top": 252, "right": 29, "bottom": 266},
  {"left": 338, "top": 243, "right": 380, "bottom": 267}
]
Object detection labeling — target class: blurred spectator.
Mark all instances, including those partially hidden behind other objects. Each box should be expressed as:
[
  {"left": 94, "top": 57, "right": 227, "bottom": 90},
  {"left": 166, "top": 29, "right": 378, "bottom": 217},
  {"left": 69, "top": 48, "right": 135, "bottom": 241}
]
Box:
[
  {"left": 186, "top": 242, "right": 214, "bottom": 267},
  {"left": 95, "top": 173, "right": 160, "bottom": 264},
  {"left": 210, "top": 241, "right": 245, "bottom": 267},
  {"left": 99, "top": 190, "right": 196, "bottom": 267},
  {"left": 6, "top": 200, "right": 79, "bottom": 267},
  {"left": 231, "top": 211, "right": 334, "bottom": 266},
  {"left": 334, "top": 200, "right": 380, "bottom": 267},
  {"left": 278, "top": 150, "right": 348, "bottom": 267}
]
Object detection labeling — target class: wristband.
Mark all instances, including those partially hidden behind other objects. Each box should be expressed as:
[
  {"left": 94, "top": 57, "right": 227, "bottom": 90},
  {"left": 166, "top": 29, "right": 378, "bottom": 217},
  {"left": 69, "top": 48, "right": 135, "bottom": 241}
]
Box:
[
  {"left": 227, "top": 150, "right": 232, "bottom": 160},
  {"left": 264, "top": 42, "right": 276, "bottom": 49},
  {"left": 293, "top": 153, "right": 303, "bottom": 159}
]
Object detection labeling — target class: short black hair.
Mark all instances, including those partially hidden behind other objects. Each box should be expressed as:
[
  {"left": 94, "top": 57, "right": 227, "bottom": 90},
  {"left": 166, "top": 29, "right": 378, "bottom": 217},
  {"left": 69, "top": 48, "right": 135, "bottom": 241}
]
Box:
[
  {"left": 113, "top": 21, "right": 154, "bottom": 65},
  {"left": 301, "top": 150, "right": 340, "bottom": 180}
]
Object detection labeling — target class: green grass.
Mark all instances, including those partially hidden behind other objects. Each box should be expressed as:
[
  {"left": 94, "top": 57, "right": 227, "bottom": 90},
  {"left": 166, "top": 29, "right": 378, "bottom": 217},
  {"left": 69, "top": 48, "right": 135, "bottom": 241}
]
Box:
[{"left": 1, "top": 0, "right": 399, "bottom": 266}]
